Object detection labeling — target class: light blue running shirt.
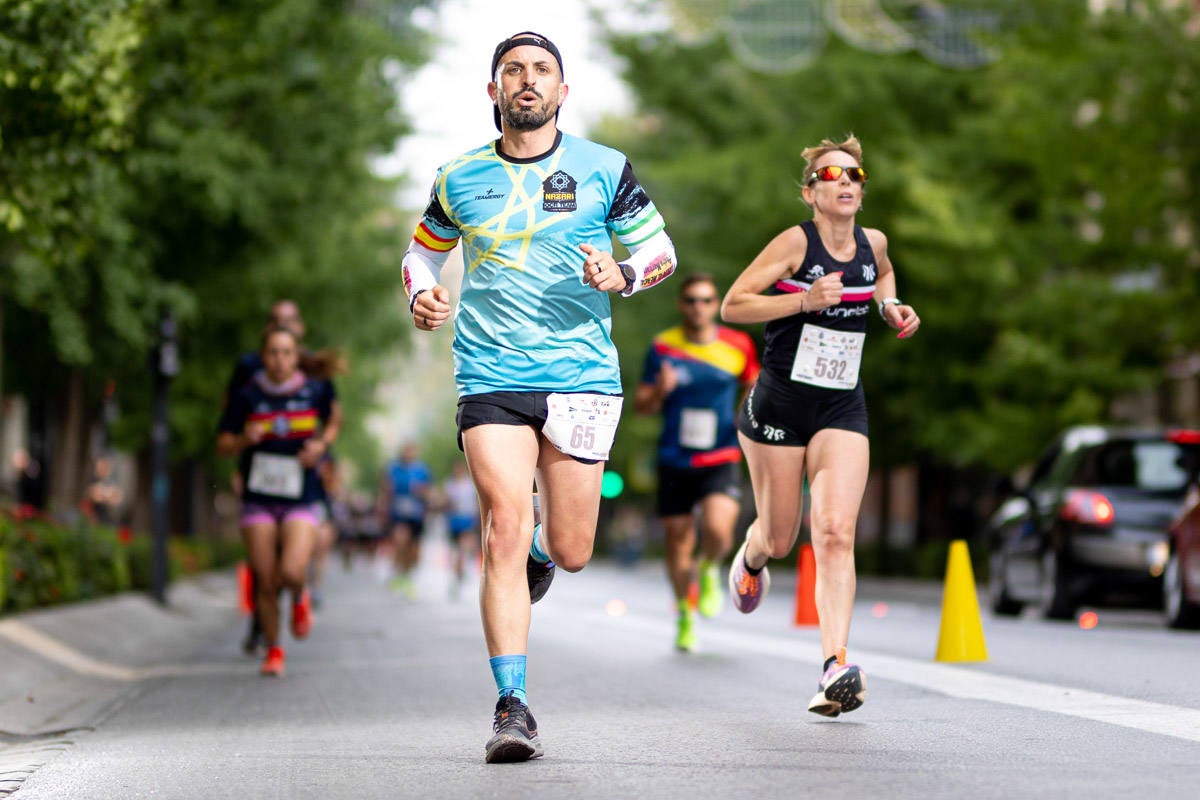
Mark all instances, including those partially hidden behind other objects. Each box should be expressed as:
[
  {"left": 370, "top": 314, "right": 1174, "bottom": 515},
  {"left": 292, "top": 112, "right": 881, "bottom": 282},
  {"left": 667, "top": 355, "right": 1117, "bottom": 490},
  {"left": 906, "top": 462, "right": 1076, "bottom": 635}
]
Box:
[{"left": 408, "top": 132, "right": 671, "bottom": 397}]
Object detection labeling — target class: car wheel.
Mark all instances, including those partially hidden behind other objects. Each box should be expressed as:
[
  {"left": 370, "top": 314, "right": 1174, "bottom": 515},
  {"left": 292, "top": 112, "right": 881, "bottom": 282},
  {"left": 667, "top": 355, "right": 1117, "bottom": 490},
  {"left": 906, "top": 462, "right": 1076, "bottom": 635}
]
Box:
[
  {"left": 989, "top": 551, "right": 1023, "bottom": 616},
  {"left": 1164, "top": 551, "right": 1200, "bottom": 630},
  {"left": 1038, "top": 549, "right": 1078, "bottom": 621}
]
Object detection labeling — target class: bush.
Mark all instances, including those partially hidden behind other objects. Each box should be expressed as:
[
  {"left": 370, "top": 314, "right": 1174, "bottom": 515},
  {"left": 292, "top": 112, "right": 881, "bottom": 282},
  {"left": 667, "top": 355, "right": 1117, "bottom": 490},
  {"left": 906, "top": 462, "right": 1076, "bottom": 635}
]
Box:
[{"left": 0, "top": 510, "right": 242, "bottom": 614}]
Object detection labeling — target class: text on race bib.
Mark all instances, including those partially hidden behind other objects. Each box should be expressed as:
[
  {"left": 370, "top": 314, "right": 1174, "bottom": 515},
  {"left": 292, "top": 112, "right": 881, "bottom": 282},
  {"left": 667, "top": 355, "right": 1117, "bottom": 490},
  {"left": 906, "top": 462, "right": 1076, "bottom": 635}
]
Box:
[
  {"left": 542, "top": 393, "right": 623, "bottom": 461},
  {"left": 790, "top": 323, "right": 864, "bottom": 390},
  {"left": 679, "top": 407, "right": 718, "bottom": 450},
  {"left": 247, "top": 452, "right": 304, "bottom": 499}
]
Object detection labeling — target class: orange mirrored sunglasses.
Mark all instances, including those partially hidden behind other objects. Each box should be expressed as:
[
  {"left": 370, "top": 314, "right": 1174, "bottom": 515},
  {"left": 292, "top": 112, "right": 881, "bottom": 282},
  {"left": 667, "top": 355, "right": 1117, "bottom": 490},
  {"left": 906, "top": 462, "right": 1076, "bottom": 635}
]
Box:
[{"left": 807, "top": 165, "right": 868, "bottom": 185}]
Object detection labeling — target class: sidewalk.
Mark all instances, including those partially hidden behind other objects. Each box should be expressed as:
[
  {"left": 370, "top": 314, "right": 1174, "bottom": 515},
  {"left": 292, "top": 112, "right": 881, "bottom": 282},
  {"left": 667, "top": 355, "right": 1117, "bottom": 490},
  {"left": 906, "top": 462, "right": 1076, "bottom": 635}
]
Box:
[{"left": 0, "top": 572, "right": 239, "bottom": 738}]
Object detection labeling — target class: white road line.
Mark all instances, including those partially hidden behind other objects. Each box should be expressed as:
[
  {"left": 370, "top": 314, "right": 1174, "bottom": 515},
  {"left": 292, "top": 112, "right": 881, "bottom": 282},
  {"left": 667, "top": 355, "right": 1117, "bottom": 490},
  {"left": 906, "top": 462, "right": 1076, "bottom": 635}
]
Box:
[
  {"left": 0, "top": 620, "right": 142, "bottom": 682},
  {"left": 586, "top": 608, "right": 1200, "bottom": 744},
  {"left": 8, "top": 594, "right": 1200, "bottom": 745}
]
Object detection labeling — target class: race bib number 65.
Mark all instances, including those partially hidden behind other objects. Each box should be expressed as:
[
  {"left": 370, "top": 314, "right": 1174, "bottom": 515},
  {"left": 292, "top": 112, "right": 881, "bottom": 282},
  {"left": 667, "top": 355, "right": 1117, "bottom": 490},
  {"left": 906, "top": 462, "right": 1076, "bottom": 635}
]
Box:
[{"left": 542, "top": 393, "right": 623, "bottom": 461}]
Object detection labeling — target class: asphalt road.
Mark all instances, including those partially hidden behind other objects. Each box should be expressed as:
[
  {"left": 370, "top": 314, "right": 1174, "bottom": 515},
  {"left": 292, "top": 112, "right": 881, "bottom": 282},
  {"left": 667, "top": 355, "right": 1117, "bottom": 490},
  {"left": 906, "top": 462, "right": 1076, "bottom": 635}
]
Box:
[{"left": 11, "top": 535, "right": 1200, "bottom": 799}]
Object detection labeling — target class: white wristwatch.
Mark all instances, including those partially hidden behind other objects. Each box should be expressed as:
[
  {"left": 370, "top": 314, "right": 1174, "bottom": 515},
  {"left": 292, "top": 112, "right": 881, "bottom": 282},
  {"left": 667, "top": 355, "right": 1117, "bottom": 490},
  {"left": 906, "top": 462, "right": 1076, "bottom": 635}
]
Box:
[{"left": 878, "top": 297, "right": 900, "bottom": 320}]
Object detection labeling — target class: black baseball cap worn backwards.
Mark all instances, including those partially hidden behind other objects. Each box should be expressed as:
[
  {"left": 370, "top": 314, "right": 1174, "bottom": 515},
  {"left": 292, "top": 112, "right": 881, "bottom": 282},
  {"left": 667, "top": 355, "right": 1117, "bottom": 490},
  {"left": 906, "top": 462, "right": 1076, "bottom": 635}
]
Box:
[{"left": 490, "top": 31, "right": 564, "bottom": 132}]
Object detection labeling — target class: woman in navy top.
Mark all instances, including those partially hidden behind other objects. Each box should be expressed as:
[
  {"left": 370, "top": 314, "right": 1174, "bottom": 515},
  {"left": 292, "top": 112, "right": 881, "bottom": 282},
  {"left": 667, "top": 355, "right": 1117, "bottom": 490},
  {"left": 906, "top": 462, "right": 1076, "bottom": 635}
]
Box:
[
  {"left": 219, "top": 325, "right": 338, "bottom": 676},
  {"left": 721, "top": 134, "right": 920, "bottom": 718}
]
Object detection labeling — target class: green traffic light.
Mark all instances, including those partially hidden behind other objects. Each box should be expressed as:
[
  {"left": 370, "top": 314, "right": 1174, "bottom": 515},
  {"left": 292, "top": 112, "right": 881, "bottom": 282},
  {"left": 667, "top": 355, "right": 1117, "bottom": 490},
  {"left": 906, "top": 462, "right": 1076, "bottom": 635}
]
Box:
[{"left": 600, "top": 470, "right": 624, "bottom": 499}]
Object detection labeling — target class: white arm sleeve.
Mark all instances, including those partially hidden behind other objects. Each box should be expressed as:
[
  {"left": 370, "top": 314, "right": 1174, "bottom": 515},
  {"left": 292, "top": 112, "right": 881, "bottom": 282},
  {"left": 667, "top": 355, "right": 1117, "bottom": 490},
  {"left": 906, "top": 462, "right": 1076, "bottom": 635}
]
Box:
[
  {"left": 617, "top": 229, "right": 677, "bottom": 297},
  {"left": 402, "top": 244, "right": 450, "bottom": 312}
]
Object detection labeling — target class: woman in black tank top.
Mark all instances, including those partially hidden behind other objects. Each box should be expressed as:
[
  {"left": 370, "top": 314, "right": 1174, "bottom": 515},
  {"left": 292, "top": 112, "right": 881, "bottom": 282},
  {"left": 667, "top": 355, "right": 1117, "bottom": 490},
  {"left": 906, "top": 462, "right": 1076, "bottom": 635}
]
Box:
[{"left": 718, "top": 134, "right": 920, "bottom": 719}]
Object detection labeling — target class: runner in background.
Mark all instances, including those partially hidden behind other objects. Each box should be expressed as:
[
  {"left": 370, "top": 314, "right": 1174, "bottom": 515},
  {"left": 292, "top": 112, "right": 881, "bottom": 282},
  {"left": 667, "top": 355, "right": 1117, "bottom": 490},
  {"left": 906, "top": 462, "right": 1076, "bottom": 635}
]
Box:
[
  {"left": 309, "top": 452, "right": 341, "bottom": 610},
  {"left": 441, "top": 460, "right": 481, "bottom": 600},
  {"left": 378, "top": 442, "right": 432, "bottom": 598},
  {"left": 218, "top": 325, "right": 341, "bottom": 676},
  {"left": 218, "top": 299, "right": 345, "bottom": 655},
  {"left": 635, "top": 273, "right": 759, "bottom": 652}
]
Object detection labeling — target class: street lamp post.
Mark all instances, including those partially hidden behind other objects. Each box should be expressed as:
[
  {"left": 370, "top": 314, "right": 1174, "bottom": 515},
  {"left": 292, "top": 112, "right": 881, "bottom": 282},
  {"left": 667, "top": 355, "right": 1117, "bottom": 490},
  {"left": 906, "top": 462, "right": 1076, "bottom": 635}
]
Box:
[{"left": 150, "top": 309, "right": 178, "bottom": 605}]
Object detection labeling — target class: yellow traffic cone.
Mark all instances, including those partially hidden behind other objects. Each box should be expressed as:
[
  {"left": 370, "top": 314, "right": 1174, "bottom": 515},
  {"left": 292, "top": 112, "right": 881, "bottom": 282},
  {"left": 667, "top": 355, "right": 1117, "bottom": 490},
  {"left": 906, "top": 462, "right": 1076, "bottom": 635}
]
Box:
[{"left": 935, "top": 540, "right": 989, "bottom": 662}]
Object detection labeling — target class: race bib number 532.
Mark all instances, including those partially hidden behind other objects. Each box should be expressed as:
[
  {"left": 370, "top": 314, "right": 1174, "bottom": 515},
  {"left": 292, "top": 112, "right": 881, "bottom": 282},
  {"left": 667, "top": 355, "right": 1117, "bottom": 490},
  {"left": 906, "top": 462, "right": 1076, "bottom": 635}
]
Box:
[
  {"left": 542, "top": 393, "right": 623, "bottom": 461},
  {"left": 790, "top": 323, "right": 865, "bottom": 390}
]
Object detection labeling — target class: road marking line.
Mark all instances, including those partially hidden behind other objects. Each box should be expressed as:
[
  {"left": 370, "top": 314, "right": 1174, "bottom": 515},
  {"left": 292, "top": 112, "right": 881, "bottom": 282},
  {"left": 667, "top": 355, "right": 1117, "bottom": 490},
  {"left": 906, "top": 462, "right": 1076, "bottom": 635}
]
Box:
[
  {"left": 588, "top": 609, "right": 1200, "bottom": 744},
  {"left": 0, "top": 621, "right": 142, "bottom": 682}
]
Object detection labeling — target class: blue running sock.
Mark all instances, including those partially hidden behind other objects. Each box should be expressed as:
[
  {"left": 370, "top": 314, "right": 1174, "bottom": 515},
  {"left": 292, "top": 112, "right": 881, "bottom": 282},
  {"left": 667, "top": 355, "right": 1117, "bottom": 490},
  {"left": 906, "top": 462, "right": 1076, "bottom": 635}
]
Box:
[
  {"left": 490, "top": 654, "right": 527, "bottom": 703},
  {"left": 529, "top": 523, "right": 552, "bottom": 565}
]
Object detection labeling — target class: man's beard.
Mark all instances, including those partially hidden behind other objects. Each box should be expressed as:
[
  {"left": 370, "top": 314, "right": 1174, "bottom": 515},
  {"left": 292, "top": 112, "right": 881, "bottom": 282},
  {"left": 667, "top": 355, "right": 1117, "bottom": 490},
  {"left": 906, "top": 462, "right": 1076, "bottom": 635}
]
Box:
[{"left": 500, "top": 93, "right": 557, "bottom": 131}]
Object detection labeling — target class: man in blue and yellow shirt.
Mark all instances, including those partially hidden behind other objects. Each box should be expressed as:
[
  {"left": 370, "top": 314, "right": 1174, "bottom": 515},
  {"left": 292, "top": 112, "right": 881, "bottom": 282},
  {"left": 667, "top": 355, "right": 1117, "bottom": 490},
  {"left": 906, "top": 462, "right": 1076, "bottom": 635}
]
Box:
[
  {"left": 635, "top": 274, "right": 760, "bottom": 653},
  {"left": 402, "top": 31, "right": 676, "bottom": 764}
]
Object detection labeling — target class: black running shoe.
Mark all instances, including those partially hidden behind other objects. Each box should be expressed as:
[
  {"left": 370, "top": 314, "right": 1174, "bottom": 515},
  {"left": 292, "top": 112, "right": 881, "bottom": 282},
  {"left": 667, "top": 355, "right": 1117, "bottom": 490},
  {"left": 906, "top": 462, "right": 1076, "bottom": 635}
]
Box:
[
  {"left": 526, "top": 554, "right": 555, "bottom": 604},
  {"left": 241, "top": 615, "right": 264, "bottom": 657},
  {"left": 485, "top": 695, "right": 544, "bottom": 763}
]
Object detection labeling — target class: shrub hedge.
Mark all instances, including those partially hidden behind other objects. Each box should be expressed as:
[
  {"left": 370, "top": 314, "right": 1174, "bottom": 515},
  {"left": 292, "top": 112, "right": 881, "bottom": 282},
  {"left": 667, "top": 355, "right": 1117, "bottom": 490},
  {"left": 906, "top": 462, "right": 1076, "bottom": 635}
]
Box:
[{"left": 0, "top": 509, "right": 243, "bottom": 614}]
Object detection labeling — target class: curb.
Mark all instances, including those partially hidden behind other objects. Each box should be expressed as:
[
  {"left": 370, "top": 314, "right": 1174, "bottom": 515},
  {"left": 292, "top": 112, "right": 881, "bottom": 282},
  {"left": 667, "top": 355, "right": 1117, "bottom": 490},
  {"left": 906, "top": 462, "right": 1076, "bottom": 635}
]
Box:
[{"left": 0, "top": 571, "right": 238, "bottom": 738}]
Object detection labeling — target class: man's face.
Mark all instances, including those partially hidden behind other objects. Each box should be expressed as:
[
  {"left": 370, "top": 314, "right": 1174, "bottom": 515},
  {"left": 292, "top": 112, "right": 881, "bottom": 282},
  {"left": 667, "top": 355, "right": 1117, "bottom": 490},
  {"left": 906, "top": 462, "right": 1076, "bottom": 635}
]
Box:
[
  {"left": 490, "top": 45, "right": 565, "bottom": 132},
  {"left": 678, "top": 282, "right": 720, "bottom": 328},
  {"left": 270, "top": 302, "right": 305, "bottom": 339}
]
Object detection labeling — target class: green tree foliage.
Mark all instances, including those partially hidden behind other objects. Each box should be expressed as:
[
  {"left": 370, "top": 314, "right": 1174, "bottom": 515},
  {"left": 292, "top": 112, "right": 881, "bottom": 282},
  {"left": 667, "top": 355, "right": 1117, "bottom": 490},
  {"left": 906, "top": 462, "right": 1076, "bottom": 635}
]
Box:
[
  {"left": 114, "top": 0, "right": 433, "bottom": 471},
  {"left": 2, "top": 0, "right": 435, "bottom": 488},
  {"left": 603, "top": 0, "right": 1200, "bottom": 473},
  {"left": 1, "top": 0, "right": 154, "bottom": 374}
]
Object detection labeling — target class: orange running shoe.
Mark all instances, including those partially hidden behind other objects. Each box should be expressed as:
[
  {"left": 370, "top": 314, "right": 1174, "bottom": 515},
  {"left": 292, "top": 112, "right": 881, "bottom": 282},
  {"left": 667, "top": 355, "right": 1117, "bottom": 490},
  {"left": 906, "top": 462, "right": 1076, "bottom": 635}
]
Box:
[
  {"left": 728, "top": 532, "right": 770, "bottom": 613},
  {"left": 260, "top": 646, "right": 285, "bottom": 677},
  {"left": 291, "top": 590, "right": 312, "bottom": 639}
]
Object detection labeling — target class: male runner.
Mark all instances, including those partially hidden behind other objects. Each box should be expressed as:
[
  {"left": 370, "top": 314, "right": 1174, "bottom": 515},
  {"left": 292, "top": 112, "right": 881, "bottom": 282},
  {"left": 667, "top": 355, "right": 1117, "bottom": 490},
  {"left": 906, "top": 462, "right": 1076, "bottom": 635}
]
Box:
[
  {"left": 404, "top": 31, "right": 676, "bottom": 763},
  {"left": 635, "top": 273, "right": 759, "bottom": 652}
]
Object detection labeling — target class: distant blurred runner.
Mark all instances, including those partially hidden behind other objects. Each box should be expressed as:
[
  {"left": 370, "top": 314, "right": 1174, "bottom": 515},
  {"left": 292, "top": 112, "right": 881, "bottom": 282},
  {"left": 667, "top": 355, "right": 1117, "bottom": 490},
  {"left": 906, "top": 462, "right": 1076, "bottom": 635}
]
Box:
[
  {"left": 379, "top": 442, "right": 432, "bottom": 598},
  {"left": 441, "top": 460, "right": 481, "bottom": 600},
  {"left": 218, "top": 325, "right": 340, "bottom": 677},
  {"left": 635, "top": 273, "right": 759, "bottom": 652}
]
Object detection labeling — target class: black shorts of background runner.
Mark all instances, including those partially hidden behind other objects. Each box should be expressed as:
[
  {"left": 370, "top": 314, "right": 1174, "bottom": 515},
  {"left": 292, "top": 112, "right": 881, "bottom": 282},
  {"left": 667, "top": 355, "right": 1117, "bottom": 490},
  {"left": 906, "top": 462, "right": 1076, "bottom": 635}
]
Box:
[
  {"left": 656, "top": 462, "right": 742, "bottom": 518},
  {"left": 736, "top": 370, "right": 868, "bottom": 447},
  {"left": 390, "top": 516, "right": 426, "bottom": 540},
  {"left": 456, "top": 391, "right": 622, "bottom": 466}
]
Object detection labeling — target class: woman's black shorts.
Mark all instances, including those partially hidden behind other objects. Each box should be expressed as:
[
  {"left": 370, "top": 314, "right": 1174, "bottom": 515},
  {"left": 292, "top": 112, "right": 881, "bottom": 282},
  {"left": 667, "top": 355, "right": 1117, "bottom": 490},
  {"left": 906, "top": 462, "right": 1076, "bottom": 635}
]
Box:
[{"left": 735, "top": 371, "right": 868, "bottom": 447}]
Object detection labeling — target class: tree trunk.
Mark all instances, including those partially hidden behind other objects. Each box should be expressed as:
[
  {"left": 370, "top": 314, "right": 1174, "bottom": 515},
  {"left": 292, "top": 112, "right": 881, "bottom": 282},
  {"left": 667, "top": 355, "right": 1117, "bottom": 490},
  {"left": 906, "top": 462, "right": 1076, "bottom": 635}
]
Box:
[{"left": 49, "top": 369, "right": 91, "bottom": 514}]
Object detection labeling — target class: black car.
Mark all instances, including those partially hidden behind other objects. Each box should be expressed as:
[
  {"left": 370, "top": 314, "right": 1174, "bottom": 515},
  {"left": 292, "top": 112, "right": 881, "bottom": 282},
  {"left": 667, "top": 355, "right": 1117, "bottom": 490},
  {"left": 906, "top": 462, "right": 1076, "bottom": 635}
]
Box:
[{"left": 987, "top": 426, "right": 1200, "bottom": 620}]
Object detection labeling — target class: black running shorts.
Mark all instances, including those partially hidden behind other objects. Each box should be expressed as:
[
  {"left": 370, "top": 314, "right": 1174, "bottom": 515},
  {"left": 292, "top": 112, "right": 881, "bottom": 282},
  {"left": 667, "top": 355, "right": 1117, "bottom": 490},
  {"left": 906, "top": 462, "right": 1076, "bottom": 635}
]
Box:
[
  {"left": 736, "top": 371, "right": 868, "bottom": 447},
  {"left": 456, "top": 391, "right": 607, "bottom": 465},
  {"left": 656, "top": 462, "right": 742, "bottom": 518}
]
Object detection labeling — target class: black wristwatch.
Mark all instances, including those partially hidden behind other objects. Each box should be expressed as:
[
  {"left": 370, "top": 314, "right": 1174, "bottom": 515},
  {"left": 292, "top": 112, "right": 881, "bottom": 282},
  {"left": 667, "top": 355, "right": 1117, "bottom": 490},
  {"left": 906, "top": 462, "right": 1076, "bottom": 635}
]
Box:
[{"left": 619, "top": 263, "right": 635, "bottom": 295}]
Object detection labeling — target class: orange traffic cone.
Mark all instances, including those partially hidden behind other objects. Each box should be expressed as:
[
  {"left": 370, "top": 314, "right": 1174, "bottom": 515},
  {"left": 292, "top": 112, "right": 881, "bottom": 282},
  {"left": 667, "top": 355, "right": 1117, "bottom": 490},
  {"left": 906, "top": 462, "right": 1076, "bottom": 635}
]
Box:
[{"left": 793, "top": 543, "right": 819, "bottom": 626}]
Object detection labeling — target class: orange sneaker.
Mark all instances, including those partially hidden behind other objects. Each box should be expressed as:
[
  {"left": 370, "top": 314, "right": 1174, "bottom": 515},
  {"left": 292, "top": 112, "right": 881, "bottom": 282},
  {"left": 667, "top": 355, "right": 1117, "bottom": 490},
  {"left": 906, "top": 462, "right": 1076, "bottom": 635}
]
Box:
[
  {"left": 291, "top": 590, "right": 312, "bottom": 639},
  {"left": 728, "top": 533, "right": 770, "bottom": 614},
  {"left": 260, "top": 646, "right": 285, "bottom": 677}
]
